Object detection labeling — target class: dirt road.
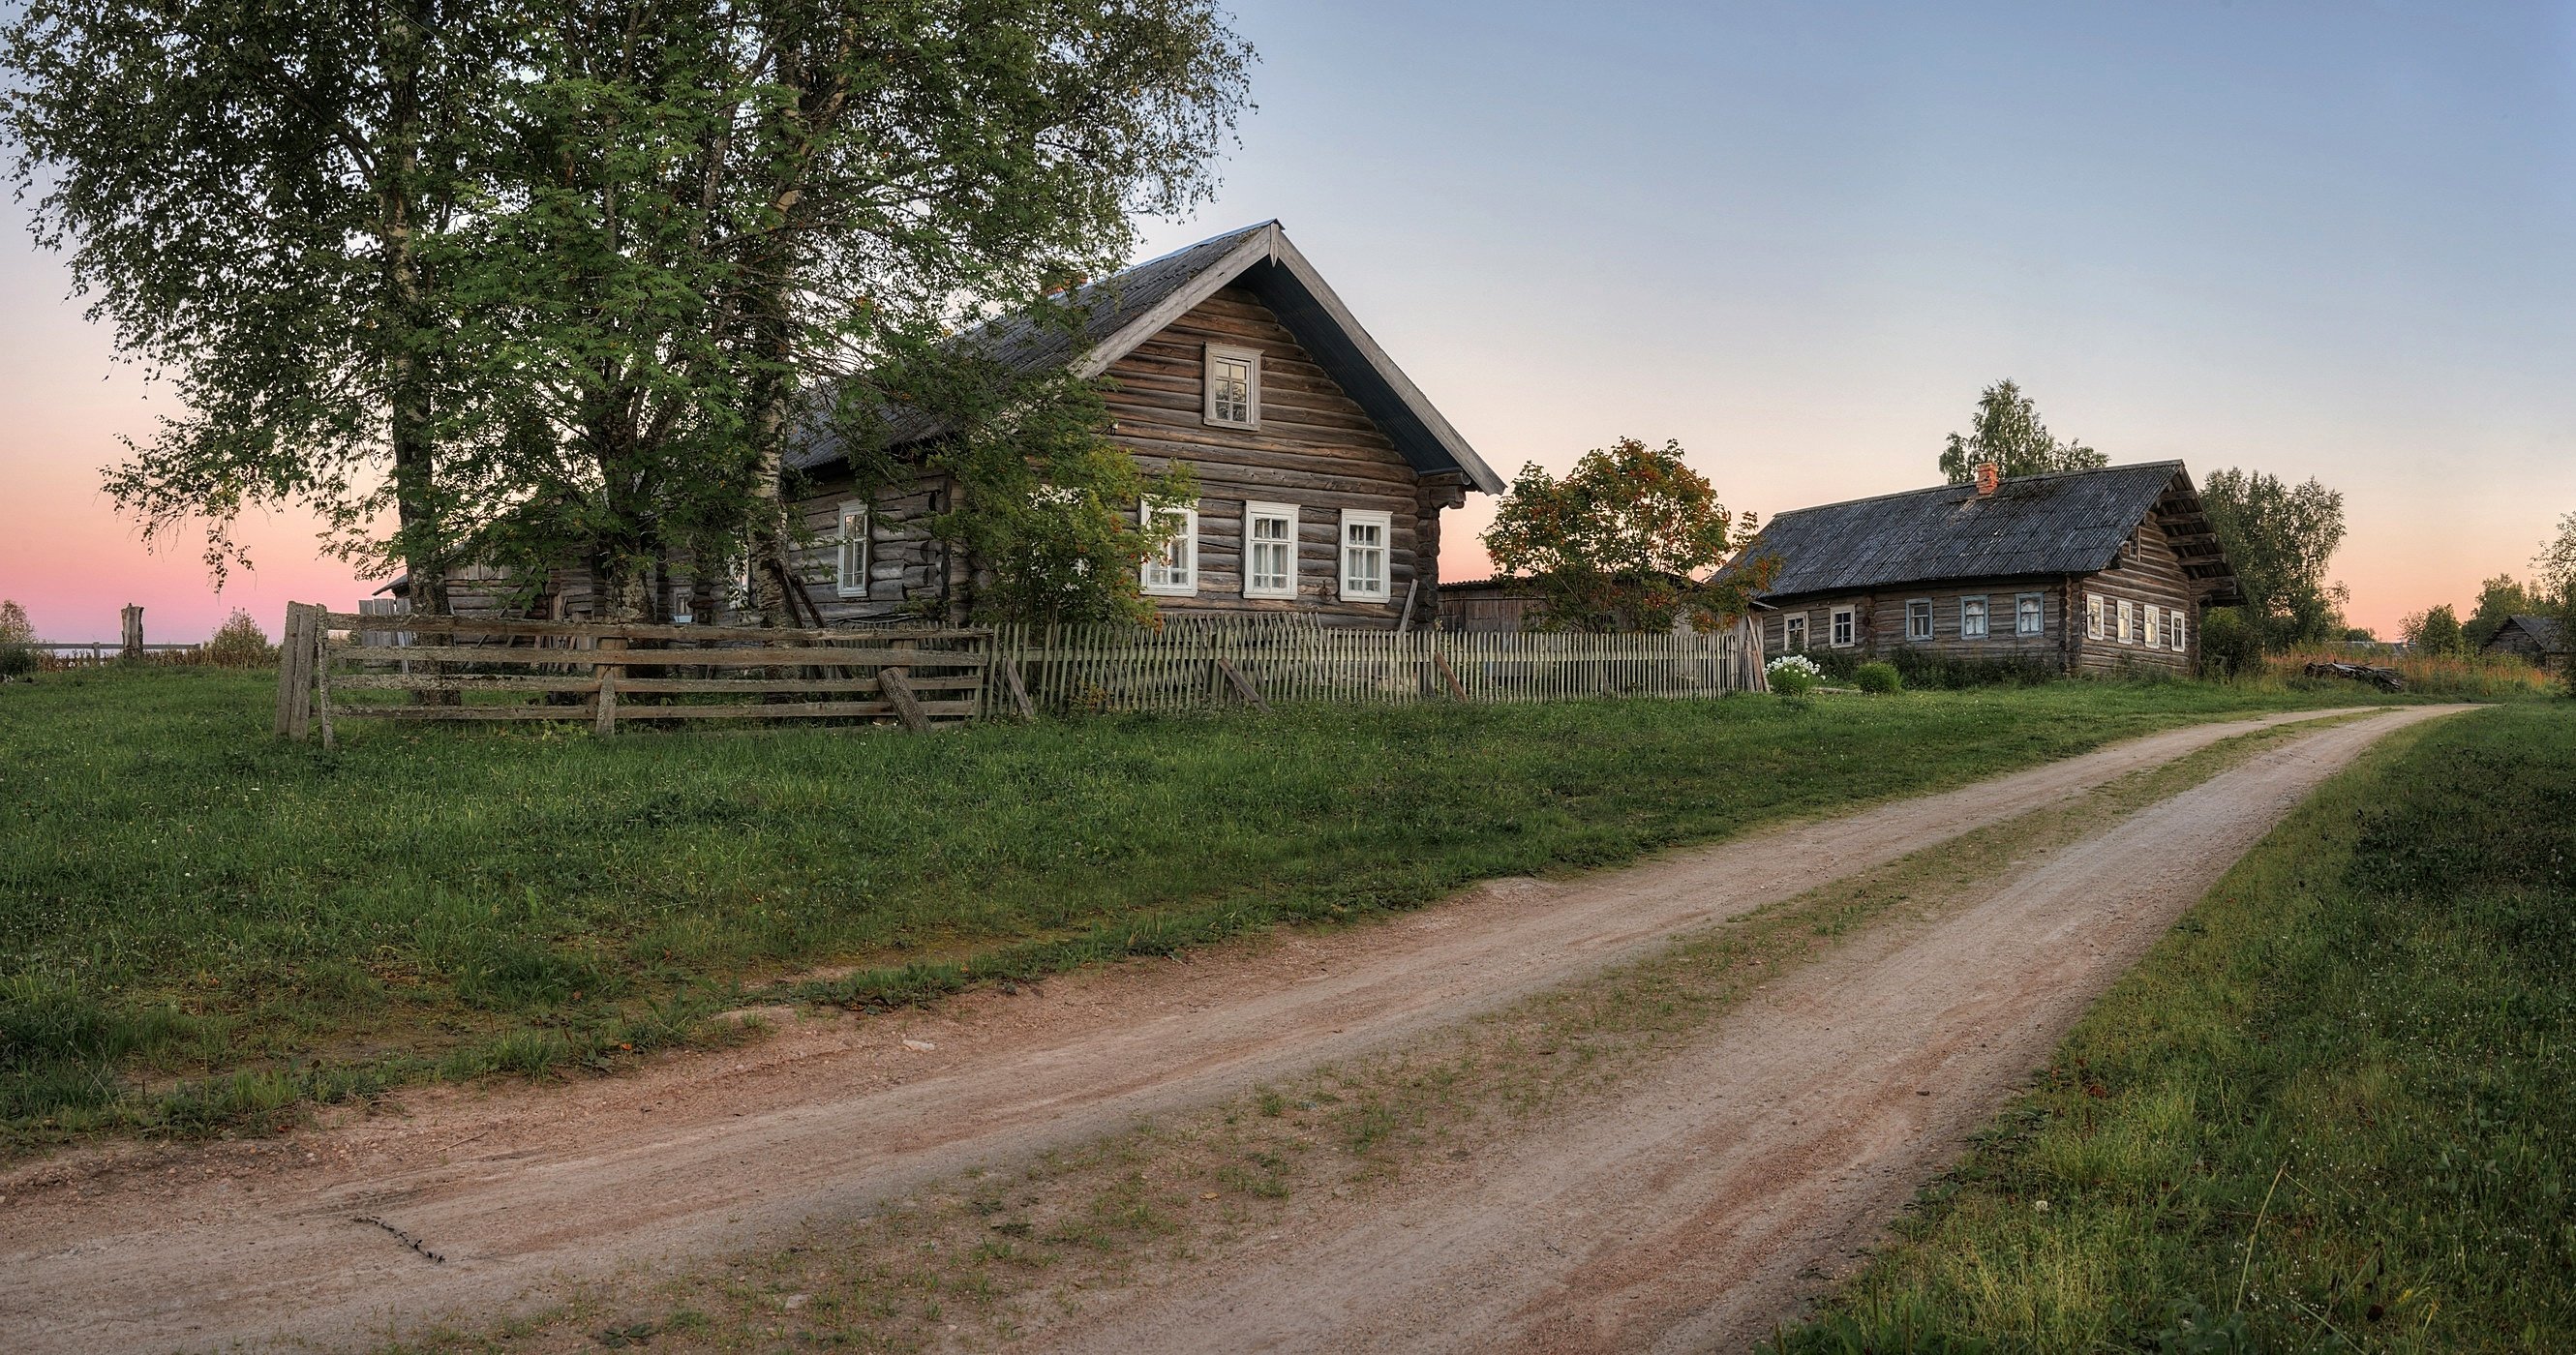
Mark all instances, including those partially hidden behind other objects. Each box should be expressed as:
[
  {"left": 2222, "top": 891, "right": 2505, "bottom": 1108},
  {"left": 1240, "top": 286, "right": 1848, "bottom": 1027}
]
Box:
[{"left": 0, "top": 706, "right": 2443, "bottom": 1353}]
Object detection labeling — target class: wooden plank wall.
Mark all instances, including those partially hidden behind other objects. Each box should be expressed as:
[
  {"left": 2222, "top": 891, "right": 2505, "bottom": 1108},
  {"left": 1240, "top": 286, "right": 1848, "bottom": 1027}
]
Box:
[
  {"left": 1763, "top": 584, "right": 2066, "bottom": 664},
  {"left": 2072, "top": 515, "right": 2198, "bottom": 676}
]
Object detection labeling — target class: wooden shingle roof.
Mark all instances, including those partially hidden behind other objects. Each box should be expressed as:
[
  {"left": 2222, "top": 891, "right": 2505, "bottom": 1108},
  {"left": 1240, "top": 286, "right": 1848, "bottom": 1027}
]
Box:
[
  {"left": 2492, "top": 614, "right": 2565, "bottom": 652},
  {"left": 1726, "top": 462, "right": 2242, "bottom": 604}
]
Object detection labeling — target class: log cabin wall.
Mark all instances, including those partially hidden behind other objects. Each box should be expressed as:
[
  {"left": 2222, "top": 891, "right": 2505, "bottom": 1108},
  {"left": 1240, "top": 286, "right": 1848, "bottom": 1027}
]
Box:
[
  {"left": 2070, "top": 513, "right": 2199, "bottom": 677},
  {"left": 1762, "top": 581, "right": 2066, "bottom": 665}
]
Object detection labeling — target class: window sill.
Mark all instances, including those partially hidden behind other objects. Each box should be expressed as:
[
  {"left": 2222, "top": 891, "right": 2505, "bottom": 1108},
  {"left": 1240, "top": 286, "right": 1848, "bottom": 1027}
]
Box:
[
  {"left": 1202, "top": 416, "right": 1259, "bottom": 431},
  {"left": 1140, "top": 585, "right": 1199, "bottom": 598}
]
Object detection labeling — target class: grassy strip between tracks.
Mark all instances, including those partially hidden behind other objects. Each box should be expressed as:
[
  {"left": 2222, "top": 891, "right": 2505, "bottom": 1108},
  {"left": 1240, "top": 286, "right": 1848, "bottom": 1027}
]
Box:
[
  {"left": 1770, "top": 702, "right": 2576, "bottom": 1354},
  {"left": 375, "top": 702, "right": 2359, "bottom": 1353}
]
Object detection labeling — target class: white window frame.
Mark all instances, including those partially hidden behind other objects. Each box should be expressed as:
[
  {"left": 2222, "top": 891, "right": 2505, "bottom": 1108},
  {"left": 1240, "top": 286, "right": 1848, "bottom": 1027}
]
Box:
[
  {"left": 2088, "top": 592, "right": 2105, "bottom": 641},
  {"left": 1140, "top": 500, "right": 1198, "bottom": 596},
  {"left": 1339, "top": 509, "right": 1392, "bottom": 601},
  {"left": 834, "top": 500, "right": 870, "bottom": 599},
  {"left": 1905, "top": 598, "right": 1933, "bottom": 642},
  {"left": 2117, "top": 599, "right": 2136, "bottom": 645},
  {"left": 2171, "top": 608, "right": 2189, "bottom": 652},
  {"left": 1959, "top": 595, "right": 1989, "bottom": 641},
  {"left": 1783, "top": 614, "right": 1808, "bottom": 651},
  {"left": 1242, "top": 500, "right": 1299, "bottom": 600},
  {"left": 1830, "top": 605, "right": 1857, "bottom": 648},
  {"left": 2144, "top": 604, "right": 2163, "bottom": 650},
  {"left": 2016, "top": 592, "right": 2044, "bottom": 637},
  {"left": 1203, "top": 345, "right": 1260, "bottom": 429}
]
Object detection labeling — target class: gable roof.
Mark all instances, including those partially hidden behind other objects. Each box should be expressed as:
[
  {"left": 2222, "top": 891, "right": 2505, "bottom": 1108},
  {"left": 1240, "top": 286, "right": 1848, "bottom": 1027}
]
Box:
[
  {"left": 2490, "top": 614, "right": 2566, "bottom": 651},
  {"left": 1725, "top": 461, "right": 2242, "bottom": 604},
  {"left": 793, "top": 221, "right": 1502, "bottom": 494}
]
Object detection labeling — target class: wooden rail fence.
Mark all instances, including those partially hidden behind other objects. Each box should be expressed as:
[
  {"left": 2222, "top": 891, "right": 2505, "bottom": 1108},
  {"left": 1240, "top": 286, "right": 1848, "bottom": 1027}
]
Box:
[
  {"left": 274, "top": 605, "right": 1766, "bottom": 742},
  {"left": 274, "top": 603, "right": 987, "bottom": 745}
]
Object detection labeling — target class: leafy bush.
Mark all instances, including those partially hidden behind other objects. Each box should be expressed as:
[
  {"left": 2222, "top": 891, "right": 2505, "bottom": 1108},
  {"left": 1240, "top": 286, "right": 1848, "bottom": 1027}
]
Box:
[
  {"left": 2197, "top": 606, "right": 2262, "bottom": 679},
  {"left": 1766, "top": 653, "right": 1821, "bottom": 697},
  {"left": 1853, "top": 660, "right": 1902, "bottom": 694},
  {"left": 202, "top": 609, "right": 278, "bottom": 668},
  {"left": 1884, "top": 646, "right": 2055, "bottom": 690},
  {"left": 0, "top": 644, "right": 33, "bottom": 681}
]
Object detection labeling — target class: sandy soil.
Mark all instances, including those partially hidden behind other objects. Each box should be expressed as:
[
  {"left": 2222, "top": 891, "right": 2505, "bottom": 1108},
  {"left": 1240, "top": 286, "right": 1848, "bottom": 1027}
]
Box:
[
  {"left": 1027, "top": 706, "right": 2470, "bottom": 1354},
  {"left": 0, "top": 706, "right": 2433, "bottom": 1354}
]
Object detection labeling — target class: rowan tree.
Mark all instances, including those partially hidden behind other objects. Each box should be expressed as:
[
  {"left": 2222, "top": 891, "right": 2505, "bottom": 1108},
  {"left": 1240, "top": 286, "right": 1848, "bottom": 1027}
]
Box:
[{"left": 1483, "top": 437, "right": 1769, "bottom": 633}]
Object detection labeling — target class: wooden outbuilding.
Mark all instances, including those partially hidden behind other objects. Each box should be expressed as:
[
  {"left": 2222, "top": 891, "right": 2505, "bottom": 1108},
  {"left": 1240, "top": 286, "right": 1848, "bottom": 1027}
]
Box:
[
  {"left": 1720, "top": 461, "right": 2242, "bottom": 677},
  {"left": 2480, "top": 614, "right": 2566, "bottom": 673}
]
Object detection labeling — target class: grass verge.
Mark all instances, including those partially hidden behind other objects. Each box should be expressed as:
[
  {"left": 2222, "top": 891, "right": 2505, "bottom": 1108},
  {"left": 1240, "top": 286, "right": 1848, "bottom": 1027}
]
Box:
[
  {"left": 0, "top": 666, "right": 2402, "bottom": 1150},
  {"left": 1769, "top": 702, "right": 2575, "bottom": 1353},
  {"left": 372, "top": 709, "right": 2353, "bottom": 1354}
]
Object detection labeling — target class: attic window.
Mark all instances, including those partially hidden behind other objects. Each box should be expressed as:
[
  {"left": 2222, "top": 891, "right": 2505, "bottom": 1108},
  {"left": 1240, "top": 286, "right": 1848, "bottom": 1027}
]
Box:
[{"left": 1204, "top": 345, "right": 1259, "bottom": 428}]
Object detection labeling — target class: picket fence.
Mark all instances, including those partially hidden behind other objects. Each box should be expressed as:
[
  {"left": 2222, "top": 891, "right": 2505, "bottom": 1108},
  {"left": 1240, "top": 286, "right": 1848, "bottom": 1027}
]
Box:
[{"left": 275, "top": 604, "right": 1768, "bottom": 741}]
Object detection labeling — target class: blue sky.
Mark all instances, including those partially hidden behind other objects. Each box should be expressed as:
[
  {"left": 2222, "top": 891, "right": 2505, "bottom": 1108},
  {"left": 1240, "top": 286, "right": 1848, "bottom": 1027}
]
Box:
[{"left": 5, "top": 1, "right": 2572, "bottom": 637}]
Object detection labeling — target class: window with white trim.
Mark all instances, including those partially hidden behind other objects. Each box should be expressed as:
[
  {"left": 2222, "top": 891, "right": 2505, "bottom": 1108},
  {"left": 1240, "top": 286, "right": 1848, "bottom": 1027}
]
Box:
[
  {"left": 1340, "top": 509, "right": 1390, "bottom": 600},
  {"left": 2016, "top": 593, "right": 2044, "bottom": 636},
  {"left": 1243, "top": 501, "right": 1298, "bottom": 599},
  {"left": 1783, "top": 614, "right": 1808, "bottom": 650},
  {"left": 1960, "top": 595, "right": 1989, "bottom": 640},
  {"left": 1906, "top": 598, "right": 1933, "bottom": 642},
  {"left": 835, "top": 500, "right": 870, "bottom": 598},
  {"left": 1140, "top": 501, "right": 1197, "bottom": 596},
  {"left": 2171, "top": 608, "right": 2188, "bottom": 652},
  {"left": 2117, "top": 599, "right": 2136, "bottom": 644},
  {"left": 1831, "top": 605, "right": 1856, "bottom": 647},
  {"left": 1204, "top": 345, "right": 1259, "bottom": 428},
  {"left": 2088, "top": 592, "right": 2105, "bottom": 640},
  {"left": 2144, "top": 604, "right": 2163, "bottom": 650}
]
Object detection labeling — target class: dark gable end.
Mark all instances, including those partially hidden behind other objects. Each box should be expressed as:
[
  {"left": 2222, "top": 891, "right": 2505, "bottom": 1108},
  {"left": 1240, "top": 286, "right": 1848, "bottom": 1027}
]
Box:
[
  {"left": 1727, "top": 462, "right": 2242, "bottom": 606},
  {"left": 794, "top": 222, "right": 1502, "bottom": 495}
]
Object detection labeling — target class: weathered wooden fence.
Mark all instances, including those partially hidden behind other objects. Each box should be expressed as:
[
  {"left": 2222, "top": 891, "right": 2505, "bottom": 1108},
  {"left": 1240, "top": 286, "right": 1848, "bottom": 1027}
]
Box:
[
  {"left": 274, "top": 603, "right": 987, "bottom": 745},
  {"left": 982, "top": 616, "right": 1766, "bottom": 718}
]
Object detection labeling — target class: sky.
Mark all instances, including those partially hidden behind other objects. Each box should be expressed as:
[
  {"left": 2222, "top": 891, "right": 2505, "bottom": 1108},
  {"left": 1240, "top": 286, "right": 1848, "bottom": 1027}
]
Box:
[{"left": 5, "top": 1, "right": 2574, "bottom": 642}]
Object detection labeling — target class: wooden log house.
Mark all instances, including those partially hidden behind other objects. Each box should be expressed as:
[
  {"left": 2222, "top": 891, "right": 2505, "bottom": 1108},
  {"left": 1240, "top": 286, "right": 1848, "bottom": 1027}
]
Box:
[
  {"left": 385, "top": 221, "right": 1502, "bottom": 628},
  {"left": 785, "top": 220, "right": 1503, "bottom": 627},
  {"left": 1721, "top": 461, "right": 2244, "bottom": 677},
  {"left": 2479, "top": 614, "right": 2565, "bottom": 673}
]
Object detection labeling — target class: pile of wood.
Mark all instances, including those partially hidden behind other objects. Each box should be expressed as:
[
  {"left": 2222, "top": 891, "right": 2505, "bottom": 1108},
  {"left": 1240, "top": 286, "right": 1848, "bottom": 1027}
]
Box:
[{"left": 2302, "top": 660, "right": 2406, "bottom": 692}]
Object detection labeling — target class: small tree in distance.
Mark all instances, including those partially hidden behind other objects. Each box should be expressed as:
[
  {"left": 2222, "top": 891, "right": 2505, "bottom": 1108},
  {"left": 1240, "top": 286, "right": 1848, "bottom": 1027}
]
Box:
[
  {"left": 1483, "top": 437, "right": 1772, "bottom": 633},
  {"left": 2400, "top": 604, "right": 2465, "bottom": 658},
  {"left": 1936, "top": 379, "right": 2108, "bottom": 484}
]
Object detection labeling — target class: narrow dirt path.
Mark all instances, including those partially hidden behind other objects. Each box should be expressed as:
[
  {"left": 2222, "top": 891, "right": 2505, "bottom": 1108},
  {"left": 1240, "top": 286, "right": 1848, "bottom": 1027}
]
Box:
[
  {"left": 1028, "top": 706, "right": 2470, "bottom": 1354},
  {"left": 0, "top": 707, "right": 2407, "bottom": 1354}
]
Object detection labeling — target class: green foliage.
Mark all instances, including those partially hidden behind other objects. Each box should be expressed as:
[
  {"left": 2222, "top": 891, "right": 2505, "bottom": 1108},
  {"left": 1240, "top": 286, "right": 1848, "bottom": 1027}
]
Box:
[
  {"left": 1883, "top": 646, "right": 2056, "bottom": 691},
  {"left": 1935, "top": 379, "right": 2106, "bottom": 485},
  {"left": 0, "top": 645, "right": 32, "bottom": 681},
  {"left": 1772, "top": 707, "right": 2576, "bottom": 1352},
  {"left": 0, "top": 670, "right": 2386, "bottom": 1142},
  {"left": 2196, "top": 607, "right": 2262, "bottom": 679},
  {"left": 1766, "top": 661, "right": 1819, "bottom": 697},
  {"left": 2462, "top": 574, "right": 2534, "bottom": 652},
  {"left": 1483, "top": 437, "right": 1768, "bottom": 632},
  {"left": 4, "top": 2, "right": 1254, "bottom": 615},
  {"left": 0, "top": 600, "right": 31, "bottom": 645},
  {"left": 201, "top": 609, "right": 276, "bottom": 669},
  {"left": 2534, "top": 511, "right": 2576, "bottom": 603},
  {"left": 2197, "top": 468, "right": 2349, "bottom": 651},
  {"left": 1852, "top": 661, "right": 1903, "bottom": 695},
  {"left": 2400, "top": 602, "right": 2467, "bottom": 657}
]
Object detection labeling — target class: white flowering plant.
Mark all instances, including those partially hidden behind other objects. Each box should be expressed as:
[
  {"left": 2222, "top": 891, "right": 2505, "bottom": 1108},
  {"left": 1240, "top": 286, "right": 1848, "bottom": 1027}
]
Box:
[{"left": 1766, "top": 652, "right": 1822, "bottom": 696}]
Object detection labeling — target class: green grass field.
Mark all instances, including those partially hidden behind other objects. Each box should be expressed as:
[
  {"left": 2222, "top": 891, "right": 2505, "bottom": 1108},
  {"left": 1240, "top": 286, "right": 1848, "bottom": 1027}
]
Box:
[
  {"left": 1771, "top": 702, "right": 2576, "bottom": 1353},
  {"left": 0, "top": 667, "right": 2420, "bottom": 1148}
]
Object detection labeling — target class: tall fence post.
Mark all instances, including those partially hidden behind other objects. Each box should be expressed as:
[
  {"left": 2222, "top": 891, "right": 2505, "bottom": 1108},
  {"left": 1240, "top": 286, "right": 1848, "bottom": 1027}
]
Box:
[{"left": 120, "top": 604, "right": 143, "bottom": 659}]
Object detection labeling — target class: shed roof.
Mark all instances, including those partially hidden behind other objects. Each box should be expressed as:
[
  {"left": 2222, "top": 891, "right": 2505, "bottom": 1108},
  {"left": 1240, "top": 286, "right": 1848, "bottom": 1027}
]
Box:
[
  {"left": 2490, "top": 614, "right": 2566, "bottom": 651},
  {"left": 793, "top": 221, "right": 1502, "bottom": 494},
  {"left": 1725, "top": 462, "right": 2241, "bottom": 604}
]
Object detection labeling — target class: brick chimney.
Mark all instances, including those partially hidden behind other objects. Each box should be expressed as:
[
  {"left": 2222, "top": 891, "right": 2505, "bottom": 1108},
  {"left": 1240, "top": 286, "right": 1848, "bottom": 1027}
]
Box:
[{"left": 1973, "top": 462, "right": 2001, "bottom": 497}]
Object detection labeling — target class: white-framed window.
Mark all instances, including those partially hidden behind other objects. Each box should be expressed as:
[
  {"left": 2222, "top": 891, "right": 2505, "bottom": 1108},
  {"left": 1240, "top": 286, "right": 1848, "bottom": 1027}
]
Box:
[
  {"left": 2088, "top": 592, "right": 2105, "bottom": 641},
  {"left": 2171, "top": 608, "right": 2189, "bottom": 652},
  {"left": 1340, "top": 509, "right": 1390, "bottom": 600},
  {"left": 1243, "top": 500, "right": 1298, "bottom": 599},
  {"left": 1960, "top": 595, "right": 1989, "bottom": 640},
  {"left": 1204, "top": 345, "right": 1260, "bottom": 428},
  {"left": 1906, "top": 598, "right": 1933, "bottom": 642},
  {"left": 2144, "top": 604, "right": 2163, "bottom": 650},
  {"left": 2117, "top": 599, "right": 2136, "bottom": 645},
  {"left": 1831, "top": 605, "right": 1856, "bottom": 647},
  {"left": 834, "top": 500, "right": 869, "bottom": 599},
  {"left": 1783, "top": 614, "right": 1808, "bottom": 650},
  {"left": 2016, "top": 593, "right": 2044, "bottom": 636},
  {"left": 1140, "top": 500, "right": 1198, "bottom": 596}
]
